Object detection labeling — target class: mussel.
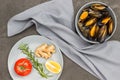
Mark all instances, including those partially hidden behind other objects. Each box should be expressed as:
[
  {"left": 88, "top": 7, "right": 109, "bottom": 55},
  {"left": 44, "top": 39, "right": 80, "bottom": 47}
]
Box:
[
  {"left": 97, "top": 25, "right": 107, "bottom": 42},
  {"left": 89, "top": 24, "right": 97, "bottom": 38},
  {"left": 78, "top": 21, "right": 89, "bottom": 37},
  {"left": 91, "top": 3, "right": 106, "bottom": 10},
  {"left": 85, "top": 18, "right": 96, "bottom": 26},
  {"left": 78, "top": 22, "right": 85, "bottom": 32},
  {"left": 82, "top": 28, "right": 90, "bottom": 38},
  {"left": 89, "top": 24, "right": 100, "bottom": 38},
  {"left": 108, "top": 19, "right": 114, "bottom": 35},
  {"left": 80, "top": 11, "right": 89, "bottom": 21},
  {"left": 89, "top": 9, "right": 102, "bottom": 18},
  {"left": 101, "top": 11, "right": 109, "bottom": 16},
  {"left": 102, "top": 17, "right": 111, "bottom": 24}
]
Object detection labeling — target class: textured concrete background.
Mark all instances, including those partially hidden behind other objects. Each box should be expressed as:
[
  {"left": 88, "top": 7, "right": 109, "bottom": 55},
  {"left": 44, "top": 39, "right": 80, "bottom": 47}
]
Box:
[{"left": 0, "top": 0, "right": 120, "bottom": 80}]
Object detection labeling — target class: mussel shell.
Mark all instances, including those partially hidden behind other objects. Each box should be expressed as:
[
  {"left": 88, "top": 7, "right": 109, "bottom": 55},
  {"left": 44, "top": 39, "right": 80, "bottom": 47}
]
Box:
[
  {"left": 89, "top": 9, "right": 102, "bottom": 18},
  {"left": 80, "top": 11, "right": 89, "bottom": 21},
  {"left": 78, "top": 22, "right": 85, "bottom": 32},
  {"left": 85, "top": 18, "right": 96, "bottom": 26},
  {"left": 91, "top": 3, "right": 106, "bottom": 10},
  {"left": 97, "top": 20, "right": 104, "bottom": 27},
  {"left": 78, "top": 21, "right": 90, "bottom": 38},
  {"left": 82, "top": 28, "right": 90, "bottom": 38},
  {"left": 89, "top": 24, "right": 97, "bottom": 38},
  {"left": 101, "top": 10, "right": 109, "bottom": 16},
  {"left": 108, "top": 19, "right": 114, "bottom": 35},
  {"left": 89, "top": 24, "right": 100, "bottom": 40},
  {"left": 95, "top": 25, "right": 100, "bottom": 37},
  {"left": 97, "top": 25, "right": 107, "bottom": 43},
  {"left": 102, "top": 17, "right": 111, "bottom": 24}
]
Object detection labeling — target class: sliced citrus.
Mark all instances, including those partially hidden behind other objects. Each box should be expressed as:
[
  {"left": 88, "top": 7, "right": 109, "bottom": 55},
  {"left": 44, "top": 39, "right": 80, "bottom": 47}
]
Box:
[{"left": 45, "top": 60, "right": 61, "bottom": 74}]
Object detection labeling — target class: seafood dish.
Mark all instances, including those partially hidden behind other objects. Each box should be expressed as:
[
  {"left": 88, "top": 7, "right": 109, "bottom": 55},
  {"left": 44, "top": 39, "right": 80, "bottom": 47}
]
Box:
[{"left": 78, "top": 3, "right": 114, "bottom": 43}]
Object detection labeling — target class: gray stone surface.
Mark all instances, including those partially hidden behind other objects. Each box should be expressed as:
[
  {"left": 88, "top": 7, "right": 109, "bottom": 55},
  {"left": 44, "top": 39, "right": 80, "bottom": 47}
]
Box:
[{"left": 0, "top": 0, "right": 119, "bottom": 80}]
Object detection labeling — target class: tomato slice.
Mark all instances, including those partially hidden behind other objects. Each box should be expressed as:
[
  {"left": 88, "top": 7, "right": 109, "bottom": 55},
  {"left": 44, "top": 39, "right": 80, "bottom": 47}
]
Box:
[{"left": 14, "top": 58, "right": 32, "bottom": 76}]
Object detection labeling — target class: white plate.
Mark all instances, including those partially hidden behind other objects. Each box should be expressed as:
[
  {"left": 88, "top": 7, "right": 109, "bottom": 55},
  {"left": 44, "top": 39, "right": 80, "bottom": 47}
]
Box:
[{"left": 8, "top": 35, "right": 63, "bottom": 80}]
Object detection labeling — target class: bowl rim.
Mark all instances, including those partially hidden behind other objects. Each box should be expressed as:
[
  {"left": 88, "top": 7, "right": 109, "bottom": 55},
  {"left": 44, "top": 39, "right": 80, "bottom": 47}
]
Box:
[{"left": 75, "top": 1, "right": 117, "bottom": 44}]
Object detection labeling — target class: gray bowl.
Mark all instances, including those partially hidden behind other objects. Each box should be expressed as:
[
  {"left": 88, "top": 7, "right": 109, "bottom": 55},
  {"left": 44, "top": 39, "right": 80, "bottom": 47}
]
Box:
[{"left": 75, "top": 1, "right": 117, "bottom": 44}]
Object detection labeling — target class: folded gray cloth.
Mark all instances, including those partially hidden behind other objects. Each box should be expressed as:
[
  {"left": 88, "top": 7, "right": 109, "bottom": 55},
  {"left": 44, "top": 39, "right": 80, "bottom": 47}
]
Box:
[{"left": 7, "top": 0, "right": 120, "bottom": 80}]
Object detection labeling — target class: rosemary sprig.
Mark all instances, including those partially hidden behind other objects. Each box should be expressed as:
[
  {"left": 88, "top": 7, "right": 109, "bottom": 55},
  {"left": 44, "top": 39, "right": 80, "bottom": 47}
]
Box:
[{"left": 18, "top": 43, "right": 49, "bottom": 78}]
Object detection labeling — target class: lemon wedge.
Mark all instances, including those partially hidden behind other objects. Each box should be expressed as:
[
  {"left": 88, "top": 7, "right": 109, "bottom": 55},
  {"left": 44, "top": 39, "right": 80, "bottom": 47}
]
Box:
[{"left": 45, "top": 60, "right": 61, "bottom": 74}]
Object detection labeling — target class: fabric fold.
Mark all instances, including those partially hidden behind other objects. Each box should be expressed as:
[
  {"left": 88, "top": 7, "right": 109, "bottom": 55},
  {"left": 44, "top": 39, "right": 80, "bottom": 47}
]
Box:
[{"left": 8, "top": 0, "right": 120, "bottom": 80}]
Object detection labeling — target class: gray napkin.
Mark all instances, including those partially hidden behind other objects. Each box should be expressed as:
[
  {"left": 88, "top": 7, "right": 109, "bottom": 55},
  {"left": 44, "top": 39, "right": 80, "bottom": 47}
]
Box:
[{"left": 7, "top": 0, "right": 120, "bottom": 80}]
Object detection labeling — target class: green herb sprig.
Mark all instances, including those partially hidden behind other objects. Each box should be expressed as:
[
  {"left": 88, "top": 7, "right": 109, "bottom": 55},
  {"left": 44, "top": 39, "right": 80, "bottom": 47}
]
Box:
[{"left": 18, "top": 43, "right": 49, "bottom": 78}]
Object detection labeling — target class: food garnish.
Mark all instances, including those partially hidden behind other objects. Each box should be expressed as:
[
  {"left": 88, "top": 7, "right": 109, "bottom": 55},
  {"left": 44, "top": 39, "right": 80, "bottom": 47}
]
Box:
[
  {"left": 14, "top": 58, "right": 32, "bottom": 76},
  {"left": 45, "top": 60, "right": 61, "bottom": 74},
  {"left": 35, "top": 43, "right": 55, "bottom": 59},
  {"left": 18, "top": 43, "right": 50, "bottom": 78}
]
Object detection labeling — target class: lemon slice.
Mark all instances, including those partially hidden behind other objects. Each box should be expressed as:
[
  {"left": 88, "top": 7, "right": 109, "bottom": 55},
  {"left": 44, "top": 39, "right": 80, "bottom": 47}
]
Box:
[{"left": 45, "top": 60, "right": 61, "bottom": 74}]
